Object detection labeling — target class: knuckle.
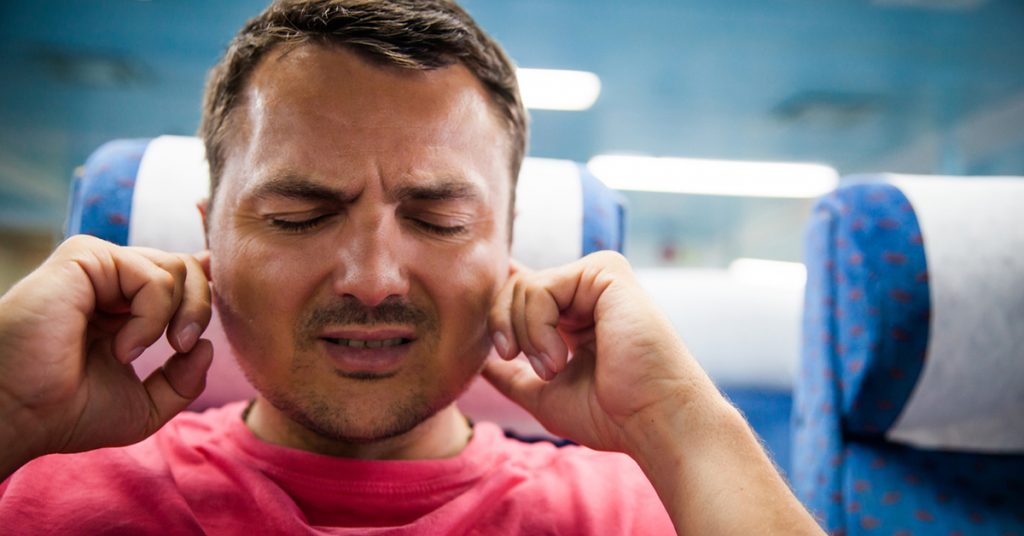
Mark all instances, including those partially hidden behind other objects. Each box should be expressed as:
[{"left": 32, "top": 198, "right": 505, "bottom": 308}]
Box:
[
  {"left": 170, "top": 255, "right": 188, "bottom": 273},
  {"left": 63, "top": 234, "right": 90, "bottom": 247},
  {"left": 179, "top": 253, "right": 202, "bottom": 272},
  {"left": 164, "top": 257, "right": 188, "bottom": 281},
  {"left": 511, "top": 282, "right": 527, "bottom": 304},
  {"left": 589, "top": 249, "right": 629, "bottom": 268},
  {"left": 154, "top": 269, "right": 177, "bottom": 292},
  {"left": 63, "top": 233, "right": 105, "bottom": 251}
]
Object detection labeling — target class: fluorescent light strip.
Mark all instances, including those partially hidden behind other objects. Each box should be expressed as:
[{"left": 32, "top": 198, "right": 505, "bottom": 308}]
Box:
[
  {"left": 587, "top": 154, "right": 839, "bottom": 198},
  {"left": 517, "top": 68, "right": 601, "bottom": 111},
  {"left": 728, "top": 258, "right": 807, "bottom": 290}
]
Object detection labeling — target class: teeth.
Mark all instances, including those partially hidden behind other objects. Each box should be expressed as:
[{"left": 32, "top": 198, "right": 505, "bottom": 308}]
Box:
[{"left": 325, "top": 337, "right": 407, "bottom": 348}]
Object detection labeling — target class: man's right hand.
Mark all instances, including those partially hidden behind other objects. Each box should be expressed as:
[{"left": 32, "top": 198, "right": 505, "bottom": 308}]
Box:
[{"left": 0, "top": 235, "right": 213, "bottom": 480}]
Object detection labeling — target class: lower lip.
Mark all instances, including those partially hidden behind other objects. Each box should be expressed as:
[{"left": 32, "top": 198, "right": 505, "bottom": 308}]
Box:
[{"left": 319, "top": 339, "right": 411, "bottom": 375}]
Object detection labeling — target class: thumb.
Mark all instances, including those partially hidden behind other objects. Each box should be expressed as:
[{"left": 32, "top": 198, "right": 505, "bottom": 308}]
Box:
[
  {"left": 141, "top": 339, "right": 214, "bottom": 432},
  {"left": 481, "top": 355, "right": 545, "bottom": 416}
]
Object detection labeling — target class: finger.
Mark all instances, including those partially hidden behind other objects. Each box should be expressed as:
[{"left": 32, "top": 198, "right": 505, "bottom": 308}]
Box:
[
  {"left": 131, "top": 247, "right": 186, "bottom": 316},
  {"left": 551, "top": 252, "right": 631, "bottom": 329},
  {"left": 52, "top": 237, "right": 185, "bottom": 363},
  {"left": 105, "top": 249, "right": 182, "bottom": 363},
  {"left": 127, "top": 248, "right": 213, "bottom": 356},
  {"left": 523, "top": 282, "right": 570, "bottom": 374},
  {"left": 481, "top": 355, "right": 544, "bottom": 415},
  {"left": 510, "top": 279, "right": 551, "bottom": 380},
  {"left": 142, "top": 339, "right": 213, "bottom": 432},
  {"left": 56, "top": 235, "right": 133, "bottom": 315},
  {"left": 488, "top": 275, "right": 519, "bottom": 360},
  {"left": 164, "top": 254, "right": 211, "bottom": 354}
]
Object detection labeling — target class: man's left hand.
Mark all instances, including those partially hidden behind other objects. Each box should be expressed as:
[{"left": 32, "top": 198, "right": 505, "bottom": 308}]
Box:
[{"left": 484, "top": 251, "right": 719, "bottom": 456}]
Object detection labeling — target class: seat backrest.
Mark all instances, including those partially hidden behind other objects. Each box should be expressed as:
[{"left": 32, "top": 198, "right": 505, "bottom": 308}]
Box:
[
  {"left": 794, "top": 174, "right": 1024, "bottom": 535},
  {"left": 66, "top": 135, "right": 626, "bottom": 437}
]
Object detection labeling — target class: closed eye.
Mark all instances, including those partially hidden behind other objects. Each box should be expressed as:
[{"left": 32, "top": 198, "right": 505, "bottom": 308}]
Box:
[
  {"left": 412, "top": 219, "right": 467, "bottom": 237},
  {"left": 269, "top": 213, "right": 334, "bottom": 233}
]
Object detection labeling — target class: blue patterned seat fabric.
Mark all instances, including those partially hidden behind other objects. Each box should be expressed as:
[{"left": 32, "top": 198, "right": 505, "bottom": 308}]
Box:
[
  {"left": 794, "top": 181, "right": 1024, "bottom": 535},
  {"left": 64, "top": 139, "right": 150, "bottom": 243}
]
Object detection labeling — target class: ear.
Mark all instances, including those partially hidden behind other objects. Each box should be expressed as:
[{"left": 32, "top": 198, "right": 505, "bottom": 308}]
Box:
[
  {"left": 195, "top": 199, "right": 212, "bottom": 281},
  {"left": 196, "top": 199, "right": 211, "bottom": 245},
  {"left": 508, "top": 258, "right": 527, "bottom": 277},
  {"left": 193, "top": 250, "right": 212, "bottom": 280}
]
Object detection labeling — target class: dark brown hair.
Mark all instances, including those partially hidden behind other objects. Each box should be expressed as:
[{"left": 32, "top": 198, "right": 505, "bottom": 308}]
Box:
[{"left": 200, "top": 0, "right": 527, "bottom": 206}]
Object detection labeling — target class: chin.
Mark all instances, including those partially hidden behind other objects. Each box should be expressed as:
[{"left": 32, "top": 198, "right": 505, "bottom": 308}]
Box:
[
  {"left": 279, "top": 388, "right": 443, "bottom": 443},
  {"left": 250, "top": 367, "right": 472, "bottom": 445}
]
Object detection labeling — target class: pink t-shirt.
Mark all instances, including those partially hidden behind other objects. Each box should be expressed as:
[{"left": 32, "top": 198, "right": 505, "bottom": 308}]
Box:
[{"left": 1, "top": 402, "right": 673, "bottom": 534}]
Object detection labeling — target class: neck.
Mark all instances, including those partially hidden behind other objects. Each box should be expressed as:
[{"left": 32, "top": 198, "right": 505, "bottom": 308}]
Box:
[{"left": 244, "top": 396, "right": 473, "bottom": 460}]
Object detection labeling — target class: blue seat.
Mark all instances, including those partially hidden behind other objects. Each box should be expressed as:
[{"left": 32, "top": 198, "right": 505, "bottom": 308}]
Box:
[{"left": 794, "top": 175, "right": 1024, "bottom": 535}]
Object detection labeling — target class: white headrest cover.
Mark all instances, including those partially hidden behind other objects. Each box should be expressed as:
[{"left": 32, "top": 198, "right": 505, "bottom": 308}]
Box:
[
  {"left": 884, "top": 174, "right": 1024, "bottom": 452},
  {"left": 129, "top": 136, "right": 208, "bottom": 252},
  {"left": 510, "top": 158, "right": 583, "bottom": 269}
]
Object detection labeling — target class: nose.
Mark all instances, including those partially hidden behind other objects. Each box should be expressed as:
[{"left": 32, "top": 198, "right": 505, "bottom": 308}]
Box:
[{"left": 331, "top": 212, "right": 410, "bottom": 307}]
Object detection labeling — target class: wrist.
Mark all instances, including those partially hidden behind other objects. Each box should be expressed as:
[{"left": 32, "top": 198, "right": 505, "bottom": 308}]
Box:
[
  {"left": 622, "top": 387, "right": 741, "bottom": 476},
  {"left": 0, "top": 397, "right": 45, "bottom": 481},
  {"left": 622, "top": 390, "right": 824, "bottom": 535}
]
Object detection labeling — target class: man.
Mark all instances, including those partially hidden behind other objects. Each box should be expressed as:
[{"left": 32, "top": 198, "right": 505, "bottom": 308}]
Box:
[{"left": 0, "top": 1, "right": 823, "bottom": 533}]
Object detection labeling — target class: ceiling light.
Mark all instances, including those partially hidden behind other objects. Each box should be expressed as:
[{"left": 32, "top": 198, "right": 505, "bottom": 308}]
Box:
[
  {"left": 872, "top": 0, "right": 987, "bottom": 11},
  {"left": 587, "top": 154, "right": 838, "bottom": 198},
  {"left": 516, "top": 68, "right": 601, "bottom": 111}
]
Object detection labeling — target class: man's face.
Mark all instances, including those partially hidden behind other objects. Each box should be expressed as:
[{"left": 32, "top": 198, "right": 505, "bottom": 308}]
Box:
[{"left": 206, "top": 44, "right": 513, "bottom": 443}]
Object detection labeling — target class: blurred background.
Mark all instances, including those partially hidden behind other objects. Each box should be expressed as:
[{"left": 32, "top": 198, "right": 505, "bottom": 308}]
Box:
[{"left": 2, "top": 0, "right": 1023, "bottom": 289}]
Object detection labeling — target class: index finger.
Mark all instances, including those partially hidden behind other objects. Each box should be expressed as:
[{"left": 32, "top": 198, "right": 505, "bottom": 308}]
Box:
[
  {"left": 131, "top": 249, "right": 211, "bottom": 354},
  {"left": 167, "top": 253, "right": 211, "bottom": 353}
]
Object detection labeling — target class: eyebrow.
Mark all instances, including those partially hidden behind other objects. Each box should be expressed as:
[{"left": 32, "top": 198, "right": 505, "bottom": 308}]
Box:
[
  {"left": 246, "top": 174, "right": 484, "bottom": 205},
  {"left": 248, "top": 175, "right": 356, "bottom": 205},
  {"left": 393, "top": 181, "right": 483, "bottom": 203}
]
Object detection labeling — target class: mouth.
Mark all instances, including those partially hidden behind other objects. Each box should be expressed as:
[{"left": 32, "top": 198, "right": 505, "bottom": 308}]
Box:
[
  {"left": 317, "top": 329, "right": 417, "bottom": 377},
  {"left": 322, "top": 336, "right": 412, "bottom": 349}
]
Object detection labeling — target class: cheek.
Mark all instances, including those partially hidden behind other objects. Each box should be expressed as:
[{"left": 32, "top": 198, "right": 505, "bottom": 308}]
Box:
[
  {"left": 419, "top": 240, "right": 507, "bottom": 328},
  {"left": 211, "top": 231, "right": 329, "bottom": 334}
]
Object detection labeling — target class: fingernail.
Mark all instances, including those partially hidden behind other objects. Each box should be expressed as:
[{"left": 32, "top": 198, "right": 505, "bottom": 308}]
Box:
[
  {"left": 176, "top": 322, "right": 201, "bottom": 351},
  {"left": 527, "top": 355, "right": 549, "bottom": 380},
  {"left": 126, "top": 346, "right": 145, "bottom": 363},
  {"left": 492, "top": 331, "right": 509, "bottom": 358}
]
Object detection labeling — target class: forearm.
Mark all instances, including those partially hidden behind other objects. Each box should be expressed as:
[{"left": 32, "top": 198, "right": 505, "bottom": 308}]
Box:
[
  {"left": 0, "top": 294, "right": 47, "bottom": 481},
  {"left": 0, "top": 430, "right": 31, "bottom": 482},
  {"left": 626, "top": 393, "right": 824, "bottom": 535}
]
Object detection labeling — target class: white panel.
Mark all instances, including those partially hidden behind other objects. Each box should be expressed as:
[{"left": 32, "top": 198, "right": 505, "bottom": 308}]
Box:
[
  {"left": 128, "top": 135, "right": 209, "bottom": 253},
  {"left": 511, "top": 158, "right": 583, "bottom": 269},
  {"left": 636, "top": 268, "right": 802, "bottom": 388},
  {"left": 886, "top": 175, "right": 1024, "bottom": 452}
]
